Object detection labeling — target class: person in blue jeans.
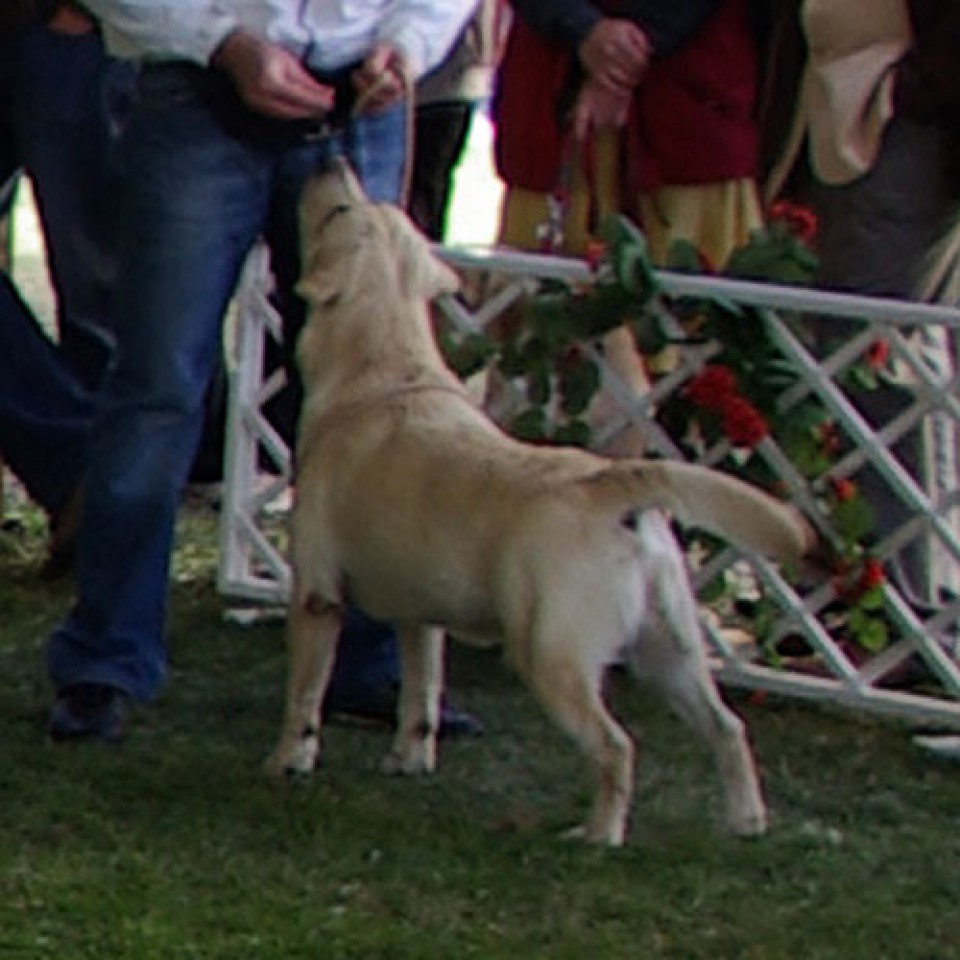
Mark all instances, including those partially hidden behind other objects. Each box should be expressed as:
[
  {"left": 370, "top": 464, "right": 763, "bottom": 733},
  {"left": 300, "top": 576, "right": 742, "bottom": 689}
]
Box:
[
  {"left": 0, "top": 3, "right": 134, "bottom": 571},
  {"left": 47, "top": 1, "right": 482, "bottom": 743}
]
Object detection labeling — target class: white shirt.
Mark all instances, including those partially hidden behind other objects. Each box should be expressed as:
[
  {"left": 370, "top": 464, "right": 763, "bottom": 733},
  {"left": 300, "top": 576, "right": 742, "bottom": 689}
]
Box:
[{"left": 83, "top": 0, "right": 478, "bottom": 80}]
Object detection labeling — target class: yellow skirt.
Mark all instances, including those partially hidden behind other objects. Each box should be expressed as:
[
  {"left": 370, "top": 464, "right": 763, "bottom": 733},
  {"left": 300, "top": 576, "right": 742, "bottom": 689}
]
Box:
[{"left": 497, "top": 131, "right": 763, "bottom": 269}]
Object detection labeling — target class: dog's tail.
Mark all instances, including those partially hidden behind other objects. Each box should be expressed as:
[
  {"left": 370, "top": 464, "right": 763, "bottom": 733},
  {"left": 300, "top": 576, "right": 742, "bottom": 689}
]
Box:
[{"left": 588, "top": 460, "right": 815, "bottom": 565}]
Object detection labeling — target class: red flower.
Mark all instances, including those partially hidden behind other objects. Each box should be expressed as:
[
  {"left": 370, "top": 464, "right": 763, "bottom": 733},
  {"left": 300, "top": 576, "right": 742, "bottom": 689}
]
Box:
[
  {"left": 768, "top": 200, "right": 818, "bottom": 245},
  {"left": 833, "top": 556, "right": 885, "bottom": 603},
  {"left": 817, "top": 420, "right": 841, "bottom": 455},
  {"left": 865, "top": 338, "right": 890, "bottom": 370},
  {"left": 829, "top": 476, "right": 857, "bottom": 503},
  {"left": 685, "top": 366, "right": 768, "bottom": 447},
  {"left": 720, "top": 395, "right": 769, "bottom": 448},
  {"left": 858, "top": 557, "right": 885, "bottom": 591},
  {"left": 584, "top": 238, "right": 607, "bottom": 272},
  {"left": 559, "top": 344, "right": 584, "bottom": 367},
  {"left": 685, "top": 365, "right": 738, "bottom": 410}
]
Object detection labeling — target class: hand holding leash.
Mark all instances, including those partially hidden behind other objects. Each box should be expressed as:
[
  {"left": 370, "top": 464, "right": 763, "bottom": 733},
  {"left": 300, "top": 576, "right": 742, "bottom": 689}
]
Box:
[
  {"left": 570, "top": 79, "right": 632, "bottom": 142},
  {"left": 352, "top": 43, "right": 412, "bottom": 115}
]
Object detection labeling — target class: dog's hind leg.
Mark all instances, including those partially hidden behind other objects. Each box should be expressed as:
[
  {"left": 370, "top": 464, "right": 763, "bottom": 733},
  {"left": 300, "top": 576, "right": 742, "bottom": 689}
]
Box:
[
  {"left": 629, "top": 547, "right": 767, "bottom": 836},
  {"left": 642, "top": 632, "right": 767, "bottom": 836},
  {"left": 265, "top": 591, "right": 343, "bottom": 779},
  {"left": 524, "top": 634, "right": 634, "bottom": 846},
  {"left": 381, "top": 625, "right": 444, "bottom": 776}
]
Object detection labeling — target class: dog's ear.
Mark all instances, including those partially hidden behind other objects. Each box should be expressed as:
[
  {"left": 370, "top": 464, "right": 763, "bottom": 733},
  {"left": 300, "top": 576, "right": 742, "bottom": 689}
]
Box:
[{"left": 381, "top": 207, "right": 461, "bottom": 301}]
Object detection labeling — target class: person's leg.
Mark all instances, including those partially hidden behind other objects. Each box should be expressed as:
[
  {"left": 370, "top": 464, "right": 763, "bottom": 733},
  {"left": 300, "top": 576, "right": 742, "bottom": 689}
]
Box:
[
  {"left": 14, "top": 24, "right": 136, "bottom": 389},
  {"left": 810, "top": 117, "right": 960, "bottom": 604},
  {"left": 408, "top": 100, "right": 474, "bottom": 241},
  {"left": 47, "top": 66, "right": 271, "bottom": 715},
  {"left": 0, "top": 272, "right": 92, "bottom": 516},
  {"left": 0, "top": 38, "right": 19, "bottom": 197}
]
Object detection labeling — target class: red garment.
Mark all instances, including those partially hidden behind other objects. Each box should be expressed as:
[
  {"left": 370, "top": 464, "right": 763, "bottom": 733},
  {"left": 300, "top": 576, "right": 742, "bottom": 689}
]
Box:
[{"left": 493, "top": 0, "right": 759, "bottom": 195}]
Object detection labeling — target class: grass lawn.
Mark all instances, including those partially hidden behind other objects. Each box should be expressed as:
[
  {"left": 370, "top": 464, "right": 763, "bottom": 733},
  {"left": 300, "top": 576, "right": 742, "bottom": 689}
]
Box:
[{"left": 1, "top": 504, "right": 959, "bottom": 959}]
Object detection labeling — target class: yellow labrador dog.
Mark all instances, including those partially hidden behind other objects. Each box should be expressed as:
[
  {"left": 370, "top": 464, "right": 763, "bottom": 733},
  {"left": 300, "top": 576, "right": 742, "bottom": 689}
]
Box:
[{"left": 267, "top": 158, "right": 814, "bottom": 846}]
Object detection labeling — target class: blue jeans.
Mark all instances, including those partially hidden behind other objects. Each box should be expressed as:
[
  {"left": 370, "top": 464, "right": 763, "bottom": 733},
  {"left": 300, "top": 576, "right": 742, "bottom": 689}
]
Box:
[
  {"left": 0, "top": 25, "right": 131, "bottom": 517},
  {"left": 47, "top": 64, "right": 407, "bottom": 702},
  {"left": 0, "top": 23, "right": 135, "bottom": 389},
  {"left": 0, "top": 274, "right": 92, "bottom": 515}
]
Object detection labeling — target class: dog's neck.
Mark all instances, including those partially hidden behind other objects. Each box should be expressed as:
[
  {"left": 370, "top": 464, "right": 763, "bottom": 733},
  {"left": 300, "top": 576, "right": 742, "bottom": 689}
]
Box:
[{"left": 299, "top": 297, "right": 466, "bottom": 417}]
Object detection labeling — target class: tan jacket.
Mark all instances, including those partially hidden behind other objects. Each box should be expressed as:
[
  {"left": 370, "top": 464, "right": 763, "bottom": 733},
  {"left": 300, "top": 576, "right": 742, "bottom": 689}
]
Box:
[{"left": 768, "top": 0, "right": 912, "bottom": 194}]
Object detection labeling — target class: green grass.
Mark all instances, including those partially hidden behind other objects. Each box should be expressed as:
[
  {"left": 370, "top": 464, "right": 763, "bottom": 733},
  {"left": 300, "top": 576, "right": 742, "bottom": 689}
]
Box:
[{"left": 2, "top": 505, "right": 959, "bottom": 959}]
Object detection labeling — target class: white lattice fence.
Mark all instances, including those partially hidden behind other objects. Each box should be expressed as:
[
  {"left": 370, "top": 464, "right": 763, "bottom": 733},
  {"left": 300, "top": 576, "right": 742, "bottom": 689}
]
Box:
[{"left": 218, "top": 241, "right": 960, "bottom": 729}]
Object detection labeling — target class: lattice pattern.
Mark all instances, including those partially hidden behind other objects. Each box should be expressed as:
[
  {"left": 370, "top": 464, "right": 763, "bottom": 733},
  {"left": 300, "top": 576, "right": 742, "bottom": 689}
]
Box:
[{"left": 219, "top": 241, "right": 960, "bottom": 728}]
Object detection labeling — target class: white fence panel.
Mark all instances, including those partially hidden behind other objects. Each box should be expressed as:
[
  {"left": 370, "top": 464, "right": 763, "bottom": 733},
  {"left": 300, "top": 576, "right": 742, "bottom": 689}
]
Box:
[{"left": 219, "top": 241, "right": 960, "bottom": 729}]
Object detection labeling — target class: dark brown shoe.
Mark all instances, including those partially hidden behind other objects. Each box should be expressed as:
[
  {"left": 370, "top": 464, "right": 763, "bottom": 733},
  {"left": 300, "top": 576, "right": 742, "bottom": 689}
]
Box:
[{"left": 49, "top": 683, "right": 131, "bottom": 744}]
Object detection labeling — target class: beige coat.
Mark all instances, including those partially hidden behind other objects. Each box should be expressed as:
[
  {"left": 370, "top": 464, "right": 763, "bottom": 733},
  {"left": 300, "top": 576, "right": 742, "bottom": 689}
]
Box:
[{"left": 768, "top": 0, "right": 912, "bottom": 194}]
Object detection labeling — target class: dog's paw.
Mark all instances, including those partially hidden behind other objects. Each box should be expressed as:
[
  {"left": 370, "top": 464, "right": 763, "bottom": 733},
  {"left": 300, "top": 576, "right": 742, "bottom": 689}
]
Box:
[
  {"left": 380, "top": 742, "right": 436, "bottom": 777},
  {"left": 726, "top": 805, "right": 768, "bottom": 838},
  {"left": 264, "top": 734, "right": 319, "bottom": 781},
  {"left": 560, "top": 822, "right": 625, "bottom": 847},
  {"left": 380, "top": 727, "right": 438, "bottom": 776}
]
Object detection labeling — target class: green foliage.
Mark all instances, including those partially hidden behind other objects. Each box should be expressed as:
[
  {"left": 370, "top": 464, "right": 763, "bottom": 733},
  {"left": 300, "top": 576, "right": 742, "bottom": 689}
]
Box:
[
  {"left": 831, "top": 493, "right": 878, "bottom": 546},
  {"left": 441, "top": 212, "right": 890, "bottom": 654},
  {"left": 437, "top": 329, "right": 497, "bottom": 380},
  {"left": 724, "top": 224, "right": 819, "bottom": 286},
  {"left": 847, "top": 586, "right": 890, "bottom": 653}
]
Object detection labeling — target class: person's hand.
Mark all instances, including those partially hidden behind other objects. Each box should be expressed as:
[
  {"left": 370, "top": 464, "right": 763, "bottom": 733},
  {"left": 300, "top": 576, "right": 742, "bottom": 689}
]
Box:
[
  {"left": 211, "top": 29, "right": 334, "bottom": 120},
  {"left": 578, "top": 18, "right": 649, "bottom": 93},
  {"left": 352, "top": 43, "right": 411, "bottom": 115},
  {"left": 570, "top": 80, "right": 632, "bottom": 142}
]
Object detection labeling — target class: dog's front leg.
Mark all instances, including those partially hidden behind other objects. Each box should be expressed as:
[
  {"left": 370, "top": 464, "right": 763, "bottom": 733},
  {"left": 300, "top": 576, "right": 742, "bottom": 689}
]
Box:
[
  {"left": 381, "top": 625, "right": 444, "bottom": 776},
  {"left": 265, "top": 591, "right": 343, "bottom": 780}
]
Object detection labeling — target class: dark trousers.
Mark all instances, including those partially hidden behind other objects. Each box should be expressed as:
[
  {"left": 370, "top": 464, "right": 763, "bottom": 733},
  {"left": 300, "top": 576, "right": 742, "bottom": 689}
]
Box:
[
  {"left": 409, "top": 100, "right": 474, "bottom": 242},
  {"left": 810, "top": 116, "right": 960, "bottom": 603},
  {"left": 0, "top": 273, "right": 91, "bottom": 515},
  {"left": 0, "top": 23, "right": 135, "bottom": 389}
]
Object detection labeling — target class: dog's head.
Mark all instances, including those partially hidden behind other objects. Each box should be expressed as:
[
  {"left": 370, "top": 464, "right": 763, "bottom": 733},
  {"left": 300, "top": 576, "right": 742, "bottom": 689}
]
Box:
[{"left": 297, "top": 158, "right": 460, "bottom": 311}]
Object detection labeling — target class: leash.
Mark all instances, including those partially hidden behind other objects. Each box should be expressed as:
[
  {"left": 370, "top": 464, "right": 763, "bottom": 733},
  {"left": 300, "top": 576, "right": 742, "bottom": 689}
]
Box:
[
  {"left": 537, "top": 132, "right": 602, "bottom": 254},
  {"left": 350, "top": 65, "right": 416, "bottom": 211}
]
